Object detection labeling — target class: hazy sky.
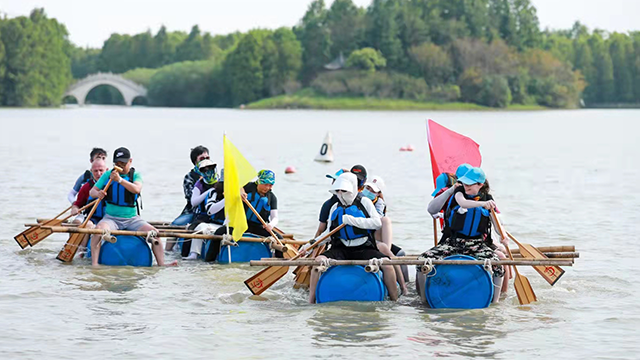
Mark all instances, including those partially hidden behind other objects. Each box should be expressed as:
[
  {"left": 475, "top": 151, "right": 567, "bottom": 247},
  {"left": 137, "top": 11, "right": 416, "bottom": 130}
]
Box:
[{"left": 1, "top": 0, "right": 638, "bottom": 48}]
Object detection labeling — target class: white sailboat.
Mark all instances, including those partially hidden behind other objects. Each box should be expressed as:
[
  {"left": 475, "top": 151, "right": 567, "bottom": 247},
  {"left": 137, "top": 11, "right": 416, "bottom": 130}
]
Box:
[{"left": 314, "top": 132, "right": 334, "bottom": 163}]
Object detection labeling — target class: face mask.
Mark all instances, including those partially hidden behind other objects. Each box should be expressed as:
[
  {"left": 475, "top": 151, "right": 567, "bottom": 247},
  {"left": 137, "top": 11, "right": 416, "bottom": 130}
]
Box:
[{"left": 362, "top": 189, "right": 377, "bottom": 201}]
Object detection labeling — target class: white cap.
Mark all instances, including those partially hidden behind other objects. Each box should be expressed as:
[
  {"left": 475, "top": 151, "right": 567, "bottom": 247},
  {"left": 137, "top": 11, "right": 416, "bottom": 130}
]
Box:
[
  {"left": 365, "top": 175, "right": 385, "bottom": 193},
  {"left": 197, "top": 159, "right": 216, "bottom": 169}
]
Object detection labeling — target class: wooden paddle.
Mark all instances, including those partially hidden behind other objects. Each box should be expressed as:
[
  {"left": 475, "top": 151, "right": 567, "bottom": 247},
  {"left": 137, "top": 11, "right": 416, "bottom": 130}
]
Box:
[
  {"left": 491, "top": 209, "right": 537, "bottom": 305},
  {"left": 25, "top": 199, "right": 99, "bottom": 247},
  {"left": 507, "top": 231, "right": 565, "bottom": 286},
  {"left": 293, "top": 243, "right": 326, "bottom": 289},
  {"left": 242, "top": 197, "right": 298, "bottom": 258},
  {"left": 14, "top": 205, "right": 73, "bottom": 249},
  {"left": 433, "top": 218, "right": 439, "bottom": 246},
  {"left": 57, "top": 168, "right": 119, "bottom": 263},
  {"left": 245, "top": 224, "right": 345, "bottom": 295}
]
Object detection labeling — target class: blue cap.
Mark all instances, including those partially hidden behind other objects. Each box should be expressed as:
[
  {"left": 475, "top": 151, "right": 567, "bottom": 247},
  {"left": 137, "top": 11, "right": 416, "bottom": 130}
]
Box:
[
  {"left": 455, "top": 163, "right": 473, "bottom": 179},
  {"left": 458, "top": 167, "right": 486, "bottom": 185},
  {"left": 431, "top": 173, "right": 450, "bottom": 197},
  {"left": 257, "top": 169, "right": 275, "bottom": 185},
  {"left": 326, "top": 169, "right": 347, "bottom": 180}
]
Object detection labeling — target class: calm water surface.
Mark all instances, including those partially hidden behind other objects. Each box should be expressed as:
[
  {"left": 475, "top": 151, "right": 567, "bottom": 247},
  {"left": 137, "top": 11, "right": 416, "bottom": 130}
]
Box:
[{"left": 0, "top": 107, "right": 638, "bottom": 359}]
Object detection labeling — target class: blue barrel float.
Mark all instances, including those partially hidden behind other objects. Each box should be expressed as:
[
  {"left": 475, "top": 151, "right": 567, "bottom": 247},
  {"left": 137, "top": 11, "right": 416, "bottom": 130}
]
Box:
[
  {"left": 423, "top": 254, "right": 494, "bottom": 309},
  {"left": 92, "top": 235, "right": 153, "bottom": 267},
  {"left": 315, "top": 265, "right": 387, "bottom": 303},
  {"left": 216, "top": 233, "right": 272, "bottom": 263}
]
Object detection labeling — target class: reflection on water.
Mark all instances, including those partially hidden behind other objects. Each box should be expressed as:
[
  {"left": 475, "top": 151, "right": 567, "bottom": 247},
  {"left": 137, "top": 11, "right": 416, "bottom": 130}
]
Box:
[{"left": 309, "top": 303, "right": 393, "bottom": 347}]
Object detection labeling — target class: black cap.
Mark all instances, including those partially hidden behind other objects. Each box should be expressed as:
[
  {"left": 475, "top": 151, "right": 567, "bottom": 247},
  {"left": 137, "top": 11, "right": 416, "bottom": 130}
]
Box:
[
  {"left": 350, "top": 165, "right": 367, "bottom": 182},
  {"left": 113, "top": 147, "right": 131, "bottom": 163}
]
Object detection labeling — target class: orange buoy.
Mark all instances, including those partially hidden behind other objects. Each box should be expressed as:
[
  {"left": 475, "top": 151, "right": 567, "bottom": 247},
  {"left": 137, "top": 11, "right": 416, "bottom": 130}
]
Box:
[
  {"left": 284, "top": 166, "right": 296, "bottom": 174},
  {"left": 406, "top": 144, "right": 414, "bottom": 151},
  {"left": 399, "top": 147, "right": 407, "bottom": 152}
]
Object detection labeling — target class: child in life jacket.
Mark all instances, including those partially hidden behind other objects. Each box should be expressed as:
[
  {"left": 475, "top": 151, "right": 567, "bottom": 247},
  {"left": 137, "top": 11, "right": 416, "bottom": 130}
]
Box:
[{"left": 418, "top": 167, "right": 506, "bottom": 305}]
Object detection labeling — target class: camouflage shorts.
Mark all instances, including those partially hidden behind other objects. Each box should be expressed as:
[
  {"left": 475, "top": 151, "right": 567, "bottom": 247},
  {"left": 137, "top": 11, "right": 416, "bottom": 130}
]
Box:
[{"left": 421, "top": 237, "right": 504, "bottom": 277}]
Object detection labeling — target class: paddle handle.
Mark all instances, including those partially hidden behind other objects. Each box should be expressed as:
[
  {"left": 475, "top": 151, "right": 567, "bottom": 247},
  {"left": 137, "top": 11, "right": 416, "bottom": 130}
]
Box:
[
  {"left": 59, "top": 199, "right": 99, "bottom": 223},
  {"left": 242, "top": 197, "right": 285, "bottom": 248},
  {"left": 433, "top": 218, "right": 438, "bottom": 246},
  {"left": 81, "top": 166, "right": 123, "bottom": 226},
  {"left": 291, "top": 223, "right": 346, "bottom": 261}
]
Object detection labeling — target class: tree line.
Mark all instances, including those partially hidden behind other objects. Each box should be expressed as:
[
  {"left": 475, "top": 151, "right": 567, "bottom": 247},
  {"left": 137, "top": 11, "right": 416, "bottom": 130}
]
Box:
[{"left": 2, "top": 2, "right": 640, "bottom": 108}]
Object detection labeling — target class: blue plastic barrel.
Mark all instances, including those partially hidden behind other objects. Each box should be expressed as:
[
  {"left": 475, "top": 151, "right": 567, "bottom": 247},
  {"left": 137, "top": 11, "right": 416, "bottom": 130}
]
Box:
[
  {"left": 316, "top": 265, "right": 386, "bottom": 303},
  {"left": 98, "top": 235, "right": 153, "bottom": 267},
  {"left": 217, "top": 234, "right": 272, "bottom": 263},
  {"left": 424, "top": 254, "right": 494, "bottom": 309}
]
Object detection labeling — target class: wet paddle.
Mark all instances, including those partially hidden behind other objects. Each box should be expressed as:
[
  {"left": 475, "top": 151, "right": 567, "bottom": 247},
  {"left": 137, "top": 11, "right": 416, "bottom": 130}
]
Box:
[
  {"left": 507, "top": 231, "right": 565, "bottom": 286},
  {"left": 491, "top": 209, "right": 537, "bottom": 305},
  {"left": 26, "top": 199, "right": 99, "bottom": 247},
  {"left": 293, "top": 243, "right": 327, "bottom": 289},
  {"left": 245, "top": 224, "right": 345, "bottom": 295},
  {"left": 14, "top": 205, "right": 73, "bottom": 249},
  {"left": 242, "top": 197, "right": 298, "bottom": 258},
  {"left": 57, "top": 168, "right": 120, "bottom": 263}
]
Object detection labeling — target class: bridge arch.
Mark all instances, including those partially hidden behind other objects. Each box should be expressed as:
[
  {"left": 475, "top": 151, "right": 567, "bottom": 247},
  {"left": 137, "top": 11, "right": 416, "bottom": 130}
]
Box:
[{"left": 64, "top": 73, "right": 148, "bottom": 106}]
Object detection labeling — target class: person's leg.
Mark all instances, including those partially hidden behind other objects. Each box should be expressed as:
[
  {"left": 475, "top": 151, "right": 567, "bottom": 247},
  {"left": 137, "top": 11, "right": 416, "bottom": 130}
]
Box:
[
  {"left": 166, "top": 213, "right": 193, "bottom": 251},
  {"left": 380, "top": 264, "right": 399, "bottom": 301},
  {"left": 380, "top": 216, "right": 393, "bottom": 248},
  {"left": 78, "top": 220, "right": 95, "bottom": 258},
  {"left": 91, "top": 218, "right": 117, "bottom": 266},
  {"left": 415, "top": 269, "right": 428, "bottom": 306},
  {"left": 469, "top": 241, "right": 504, "bottom": 301},
  {"left": 376, "top": 242, "right": 407, "bottom": 295},
  {"left": 494, "top": 247, "right": 510, "bottom": 295},
  {"left": 134, "top": 221, "right": 177, "bottom": 266}
]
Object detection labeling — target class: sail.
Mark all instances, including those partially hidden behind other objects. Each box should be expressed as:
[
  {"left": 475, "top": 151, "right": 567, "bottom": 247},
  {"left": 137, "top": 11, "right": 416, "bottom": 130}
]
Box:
[{"left": 314, "top": 132, "right": 334, "bottom": 162}]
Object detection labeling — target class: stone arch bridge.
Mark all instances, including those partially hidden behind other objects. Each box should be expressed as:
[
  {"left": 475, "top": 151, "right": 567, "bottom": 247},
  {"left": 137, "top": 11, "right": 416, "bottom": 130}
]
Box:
[{"left": 64, "top": 73, "right": 147, "bottom": 106}]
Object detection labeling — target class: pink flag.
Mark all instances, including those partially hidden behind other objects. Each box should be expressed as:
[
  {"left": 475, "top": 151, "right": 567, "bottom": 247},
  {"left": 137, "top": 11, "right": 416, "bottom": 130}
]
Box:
[{"left": 426, "top": 119, "right": 482, "bottom": 185}]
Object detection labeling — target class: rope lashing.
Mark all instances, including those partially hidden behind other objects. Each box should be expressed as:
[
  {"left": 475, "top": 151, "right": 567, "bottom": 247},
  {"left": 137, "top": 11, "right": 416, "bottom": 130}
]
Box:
[
  {"left": 221, "top": 233, "right": 238, "bottom": 247},
  {"left": 146, "top": 230, "right": 159, "bottom": 245},
  {"left": 365, "top": 258, "right": 384, "bottom": 273},
  {"left": 317, "top": 258, "right": 331, "bottom": 273},
  {"left": 483, "top": 259, "right": 494, "bottom": 275},
  {"left": 101, "top": 229, "right": 117, "bottom": 244},
  {"left": 421, "top": 258, "right": 436, "bottom": 277}
]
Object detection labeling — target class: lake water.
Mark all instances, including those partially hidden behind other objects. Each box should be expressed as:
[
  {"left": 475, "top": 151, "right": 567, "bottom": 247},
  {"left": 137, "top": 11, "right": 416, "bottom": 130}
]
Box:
[{"left": 0, "top": 107, "right": 638, "bottom": 359}]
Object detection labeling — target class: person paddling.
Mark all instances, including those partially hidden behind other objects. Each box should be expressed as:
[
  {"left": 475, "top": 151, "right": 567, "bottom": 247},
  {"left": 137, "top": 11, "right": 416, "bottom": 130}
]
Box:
[
  {"left": 88, "top": 147, "right": 177, "bottom": 267},
  {"left": 314, "top": 168, "right": 349, "bottom": 237},
  {"left": 166, "top": 145, "right": 210, "bottom": 251},
  {"left": 67, "top": 148, "right": 107, "bottom": 204},
  {"left": 418, "top": 167, "right": 504, "bottom": 304},
  {"left": 69, "top": 159, "right": 107, "bottom": 257},
  {"left": 308, "top": 172, "right": 398, "bottom": 303}
]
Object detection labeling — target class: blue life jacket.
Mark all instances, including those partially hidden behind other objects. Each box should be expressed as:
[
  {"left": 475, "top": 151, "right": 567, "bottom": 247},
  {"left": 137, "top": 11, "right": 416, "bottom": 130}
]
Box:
[
  {"left": 85, "top": 194, "right": 105, "bottom": 222},
  {"left": 202, "top": 190, "right": 226, "bottom": 225},
  {"left": 329, "top": 193, "right": 374, "bottom": 242},
  {"left": 444, "top": 191, "right": 491, "bottom": 239},
  {"left": 106, "top": 168, "right": 139, "bottom": 210},
  {"left": 245, "top": 190, "right": 271, "bottom": 224}
]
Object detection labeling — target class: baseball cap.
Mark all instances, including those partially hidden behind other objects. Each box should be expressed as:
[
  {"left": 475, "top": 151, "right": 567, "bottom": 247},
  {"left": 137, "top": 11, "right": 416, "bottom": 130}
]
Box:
[
  {"left": 458, "top": 167, "right": 486, "bottom": 185},
  {"left": 326, "top": 169, "right": 348, "bottom": 180},
  {"left": 350, "top": 165, "right": 367, "bottom": 182},
  {"left": 197, "top": 159, "right": 216, "bottom": 170},
  {"left": 431, "top": 173, "right": 451, "bottom": 196},
  {"left": 113, "top": 147, "right": 131, "bottom": 163},
  {"left": 365, "top": 175, "right": 386, "bottom": 193},
  {"left": 455, "top": 163, "right": 473, "bottom": 179}
]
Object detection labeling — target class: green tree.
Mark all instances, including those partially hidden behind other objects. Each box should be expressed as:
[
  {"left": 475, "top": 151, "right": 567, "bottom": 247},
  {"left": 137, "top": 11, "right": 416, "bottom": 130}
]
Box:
[
  {"left": 608, "top": 33, "right": 634, "bottom": 102},
  {"left": 223, "top": 32, "right": 264, "bottom": 106},
  {"left": 589, "top": 33, "right": 614, "bottom": 103},
  {"left": 408, "top": 42, "right": 453, "bottom": 85},
  {"left": 573, "top": 36, "right": 595, "bottom": 101},
  {"left": 326, "top": 0, "right": 365, "bottom": 59},
  {"left": 631, "top": 32, "right": 640, "bottom": 102},
  {"left": 346, "top": 47, "right": 386, "bottom": 72},
  {"left": 366, "top": 0, "right": 403, "bottom": 69},
  {"left": 147, "top": 61, "right": 216, "bottom": 107},
  {"left": 295, "top": 0, "right": 332, "bottom": 83}
]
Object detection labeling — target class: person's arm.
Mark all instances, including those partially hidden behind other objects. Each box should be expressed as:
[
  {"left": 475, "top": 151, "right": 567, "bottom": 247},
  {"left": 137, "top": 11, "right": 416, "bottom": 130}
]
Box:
[
  {"left": 67, "top": 189, "right": 79, "bottom": 204},
  {"left": 374, "top": 198, "right": 386, "bottom": 216},
  {"left": 110, "top": 170, "right": 142, "bottom": 194},
  {"left": 314, "top": 222, "right": 328, "bottom": 238},
  {"left": 342, "top": 198, "right": 382, "bottom": 230},
  {"left": 454, "top": 192, "right": 496, "bottom": 209},
  {"left": 183, "top": 172, "right": 197, "bottom": 201},
  {"left": 71, "top": 183, "right": 92, "bottom": 215},
  {"left": 191, "top": 186, "right": 211, "bottom": 207},
  {"left": 427, "top": 186, "right": 456, "bottom": 216},
  {"left": 205, "top": 197, "right": 225, "bottom": 216},
  {"left": 268, "top": 209, "right": 278, "bottom": 228},
  {"left": 68, "top": 173, "right": 85, "bottom": 203}
]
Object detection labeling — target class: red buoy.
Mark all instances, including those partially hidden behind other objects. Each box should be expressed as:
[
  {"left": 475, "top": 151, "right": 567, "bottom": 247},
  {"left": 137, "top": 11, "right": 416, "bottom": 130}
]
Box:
[
  {"left": 399, "top": 147, "right": 408, "bottom": 152},
  {"left": 284, "top": 166, "right": 296, "bottom": 174},
  {"left": 406, "top": 144, "right": 414, "bottom": 151}
]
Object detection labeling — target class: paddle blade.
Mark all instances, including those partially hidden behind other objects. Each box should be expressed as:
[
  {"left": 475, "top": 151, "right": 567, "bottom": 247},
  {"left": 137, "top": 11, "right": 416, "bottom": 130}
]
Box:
[
  {"left": 244, "top": 266, "right": 289, "bottom": 295},
  {"left": 517, "top": 243, "right": 565, "bottom": 286},
  {"left": 293, "top": 266, "right": 311, "bottom": 289},
  {"left": 513, "top": 272, "right": 537, "bottom": 305},
  {"left": 57, "top": 233, "right": 87, "bottom": 263},
  {"left": 18, "top": 218, "right": 64, "bottom": 247}
]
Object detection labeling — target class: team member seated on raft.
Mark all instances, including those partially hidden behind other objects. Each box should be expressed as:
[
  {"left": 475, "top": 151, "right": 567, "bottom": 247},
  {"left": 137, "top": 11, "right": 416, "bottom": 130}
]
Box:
[
  {"left": 67, "top": 147, "right": 107, "bottom": 204},
  {"left": 166, "top": 145, "right": 211, "bottom": 251},
  {"left": 88, "top": 147, "right": 177, "bottom": 267},
  {"left": 69, "top": 159, "right": 108, "bottom": 256},
  {"left": 213, "top": 169, "right": 284, "bottom": 257},
  {"left": 314, "top": 169, "right": 349, "bottom": 237},
  {"left": 428, "top": 164, "right": 512, "bottom": 292},
  {"left": 362, "top": 175, "right": 408, "bottom": 295},
  {"left": 308, "top": 172, "right": 398, "bottom": 303},
  {"left": 417, "top": 167, "right": 504, "bottom": 305}
]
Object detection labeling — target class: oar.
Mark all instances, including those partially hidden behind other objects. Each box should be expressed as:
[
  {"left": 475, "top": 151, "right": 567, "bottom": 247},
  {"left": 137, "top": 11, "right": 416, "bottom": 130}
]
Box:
[
  {"left": 293, "top": 243, "right": 326, "bottom": 289},
  {"left": 242, "top": 197, "right": 298, "bottom": 258},
  {"left": 26, "top": 199, "right": 99, "bottom": 247},
  {"left": 244, "top": 224, "right": 345, "bottom": 295},
  {"left": 433, "top": 218, "right": 439, "bottom": 246},
  {"left": 14, "top": 205, "right": 73, "bottom": 249},
  {"left": 491, "top": 209, "right": 537, "bottom": 305},
  {"left": 506, "top": 231, "right": 565, "bottom": 286},
  {"left": 57, "top": 168, "right": 120, "bottom": 263}
]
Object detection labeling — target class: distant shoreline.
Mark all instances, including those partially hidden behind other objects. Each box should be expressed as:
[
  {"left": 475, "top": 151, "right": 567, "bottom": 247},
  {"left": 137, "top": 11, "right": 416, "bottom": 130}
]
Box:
[{"left": 246, "top": 95, "right": 548, "bottom": 111}]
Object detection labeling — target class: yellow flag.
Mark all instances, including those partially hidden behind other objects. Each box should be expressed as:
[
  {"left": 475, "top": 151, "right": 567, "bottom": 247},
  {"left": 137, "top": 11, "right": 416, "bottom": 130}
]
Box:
[{"left": 223, "top": 135, "right": 257, "bottom": 240}]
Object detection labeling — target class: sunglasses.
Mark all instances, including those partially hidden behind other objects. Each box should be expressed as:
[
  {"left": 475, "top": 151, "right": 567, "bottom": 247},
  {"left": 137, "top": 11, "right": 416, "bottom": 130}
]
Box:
[{"left": 197, "top": 155, "right": 210, "bottom": 161}]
